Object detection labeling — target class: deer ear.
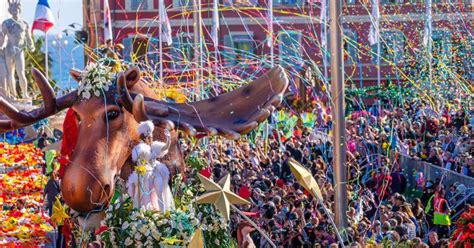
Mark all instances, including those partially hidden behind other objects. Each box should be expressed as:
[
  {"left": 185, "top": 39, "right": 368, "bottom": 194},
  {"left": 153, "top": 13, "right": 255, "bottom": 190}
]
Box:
[
  {"left": 70, "top": 69, "right": 82, "bottom": 82},
  {"left": 124, "top": 66, "right": 140, "bottom": 88}
]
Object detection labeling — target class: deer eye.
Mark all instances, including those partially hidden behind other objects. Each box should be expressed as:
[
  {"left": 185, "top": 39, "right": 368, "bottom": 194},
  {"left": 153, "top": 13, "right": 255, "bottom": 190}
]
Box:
[{"left": 105, "top": 110, "right": 120, "bottom": 121}]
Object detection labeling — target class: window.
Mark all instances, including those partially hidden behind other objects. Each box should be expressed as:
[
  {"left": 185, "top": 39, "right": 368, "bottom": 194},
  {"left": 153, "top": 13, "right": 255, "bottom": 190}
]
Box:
[
  {"left": 123, "top": 37, "right": 133, "bottom": 62},
  {"left": 122, "top": 36, "right": 151, "bottom": 62},
  {"left": 128, "top": 0, "right": 153, "bottom": 10},
  {"left": 223, "top": 34, "right": 255, "bottom": 66},
  {"left": 224, "top": 0, "right": 258, "bottom": 6},
  {"left": 346, "top": 0, "right": 356, "bottom": 4},
  {"left": 278, "top": 30, "right": 303, "bottom": 69},
  {"left": 324, "top": 29, "right": 358, "bottom": 64},
  {"left": 273, "top": 0, "right": 303, "bottom": 7},
  {"left": 380, "top": 0, "right": 404, "bottom": 4},
  {"left": 169, "top": 34, "right": 194, "bottom": 70},
  {"left": 372, "top": 30, "right": 405, "bottom": 64},
  {"left": 343, "top": 30, "right": 358, "bottom": 64},
  {"left": 174, "top": 0, "right": 192, "bottom": 8}
]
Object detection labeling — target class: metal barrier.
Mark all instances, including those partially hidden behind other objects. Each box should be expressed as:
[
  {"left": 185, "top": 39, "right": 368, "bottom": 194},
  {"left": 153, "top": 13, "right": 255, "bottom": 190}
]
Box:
[{"left": 399, "top": 155, "right": 474, "bottom": 188}]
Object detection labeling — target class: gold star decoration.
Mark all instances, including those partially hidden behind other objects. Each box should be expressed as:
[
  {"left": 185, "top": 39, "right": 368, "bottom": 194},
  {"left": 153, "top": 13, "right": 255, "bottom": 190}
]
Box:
[
  {"left": 51, "top": 195, "right": 69, "bottom": 226},
  {"left": 196, "top": 174, "right": 250, "bottom": 222},
  {"left": 288, "top": 158, "right": 323, "bottom": 201},
  {"left": 187, "top": 229, "right": 204, "bottom": 248}
]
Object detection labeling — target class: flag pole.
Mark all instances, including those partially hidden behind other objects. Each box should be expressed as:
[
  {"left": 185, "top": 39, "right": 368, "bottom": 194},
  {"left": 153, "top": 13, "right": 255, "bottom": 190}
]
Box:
[
  {"left": 268, "top": 0, "right": 274, "bottom": 67},
  {"left": 376, "top": 0, "right": 381, "bottom": 118},
  {"left": 45, "top": 31, "right": 49, "bottom": 80},
  {"left": 329, "top": 0, "right": 348, "bottom": 234},
  {"left": 212, "top": 0, "right": 219, "bottom": 83},
  {"left": 321, "top": 0, "right": 328, "bottom": 86},
  {"left": 198, "top": 0, "right": 203, "bottom": 100},
  {"left": 159, "top": 12, "right": 163, "bottom": 85},
  {"left": 426, "top": 0, "right": 432, "bottom": 87}
]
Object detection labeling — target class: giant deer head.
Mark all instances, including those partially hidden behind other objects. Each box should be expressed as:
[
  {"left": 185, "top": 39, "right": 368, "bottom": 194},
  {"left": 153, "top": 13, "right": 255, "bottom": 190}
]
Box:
[{"left": 0, "top": 66, "right": 288, "bottom": 213}]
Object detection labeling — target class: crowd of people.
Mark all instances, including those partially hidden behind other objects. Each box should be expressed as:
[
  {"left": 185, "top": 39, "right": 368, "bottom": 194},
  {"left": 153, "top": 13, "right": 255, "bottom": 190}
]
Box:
[{"left": 181, "top": 96, "right": 473, "bottom": 247}]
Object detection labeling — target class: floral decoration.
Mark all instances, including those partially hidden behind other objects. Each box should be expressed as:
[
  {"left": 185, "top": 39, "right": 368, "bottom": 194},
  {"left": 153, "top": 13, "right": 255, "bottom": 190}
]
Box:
[
  {"left": 0, "top": 143, "right": 53, "bottom": 245},
  {"left": 0, "top": 143, "right": 44, "bottom": 168},
  {"left": 77, "top": 62, "right": 114, "bottom": 100},
  {"left": 97, "top": 195, "right": 199, "bottom": 248}
]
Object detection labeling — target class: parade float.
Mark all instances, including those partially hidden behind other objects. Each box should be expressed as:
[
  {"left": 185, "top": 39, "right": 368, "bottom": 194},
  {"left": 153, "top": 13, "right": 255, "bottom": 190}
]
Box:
[{"left": 0, "top": 59, "right": 288, "bottom": 246}]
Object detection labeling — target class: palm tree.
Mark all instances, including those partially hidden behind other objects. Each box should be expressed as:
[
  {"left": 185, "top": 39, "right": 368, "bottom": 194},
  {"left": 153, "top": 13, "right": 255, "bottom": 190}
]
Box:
[{"left": 24, "top": 37, "right": 56, "bottom": 100}]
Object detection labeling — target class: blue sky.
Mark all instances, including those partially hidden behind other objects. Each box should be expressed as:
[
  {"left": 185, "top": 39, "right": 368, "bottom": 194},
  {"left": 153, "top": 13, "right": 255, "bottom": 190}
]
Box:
[{"left": 21, "top": 0, "right": 83, "bottom": 35}]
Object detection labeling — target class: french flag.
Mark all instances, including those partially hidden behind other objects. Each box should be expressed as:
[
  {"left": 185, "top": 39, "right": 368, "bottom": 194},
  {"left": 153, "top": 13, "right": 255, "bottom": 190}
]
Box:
[{"left": 32, "top": 0, "right": 55, "bottom": 33}]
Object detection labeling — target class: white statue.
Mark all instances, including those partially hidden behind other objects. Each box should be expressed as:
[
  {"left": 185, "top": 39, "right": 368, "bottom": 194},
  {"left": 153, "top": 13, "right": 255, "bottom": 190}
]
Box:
[
  {"left": 0, "top": 31, "right": 7, "bottom": 98},
  {"left": 1, "top": 0, "right": 35, "bottom": 99}
]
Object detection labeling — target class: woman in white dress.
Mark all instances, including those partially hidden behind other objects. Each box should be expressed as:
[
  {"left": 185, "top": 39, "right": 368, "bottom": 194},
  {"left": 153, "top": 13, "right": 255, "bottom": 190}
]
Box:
[
  {"left": 127, "top": 121, "right": 174, "bottom": 212},
  {"left": 150, "top": 129, "right": 175, "bottom": 212},
  {"left": 127, "top": 121, "right": 154, "bottom": 209}
]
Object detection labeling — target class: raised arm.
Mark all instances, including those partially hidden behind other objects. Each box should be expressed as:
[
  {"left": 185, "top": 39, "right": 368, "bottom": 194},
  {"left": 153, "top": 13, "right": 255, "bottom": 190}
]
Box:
[
  {"left": 0, "top": 22, "right": 7, "bottom": 50},
  {"left": 25, "top": 22, "right": 35, "bottom": 52}
]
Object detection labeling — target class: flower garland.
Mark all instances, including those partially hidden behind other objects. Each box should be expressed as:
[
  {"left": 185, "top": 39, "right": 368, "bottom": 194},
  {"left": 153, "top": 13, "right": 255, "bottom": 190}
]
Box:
[
  {"left": 196, "top": 205, "right": 232, "bottom": 248},
  {"left": 77, "top": 62, "right": 114, "bottom": 100},
  {"left": 97, "top": 196, "right": 199, "bottom": 247}
]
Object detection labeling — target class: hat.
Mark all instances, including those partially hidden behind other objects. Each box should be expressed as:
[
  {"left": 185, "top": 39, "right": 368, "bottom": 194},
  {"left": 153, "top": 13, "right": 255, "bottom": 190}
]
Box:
[{"left": 138, "top": 121, "right": 154, "bottom": 138}]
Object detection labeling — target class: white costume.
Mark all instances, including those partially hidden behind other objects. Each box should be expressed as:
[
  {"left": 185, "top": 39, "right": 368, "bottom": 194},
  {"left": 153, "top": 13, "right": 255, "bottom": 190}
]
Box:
[
  {"left": 127, "top": 121, "right": 174, "bottom": 212},
  {"left": 151, "top": 141, "right": 174, "bottom": 212},
  {"left": 127, "top": 142, "right": 152, "bottom": 209}
]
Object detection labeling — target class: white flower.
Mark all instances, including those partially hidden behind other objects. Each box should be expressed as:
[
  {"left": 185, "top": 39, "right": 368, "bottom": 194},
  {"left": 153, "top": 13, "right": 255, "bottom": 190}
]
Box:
[
  {"left": 214, "top": 239, "right": 220, "bottom": 246},
  {"left": 82, "top": 90, "right": 91, "bottom": 99},
  {"left": 151, "top": 230, "right": 161, "bottom": 240},
  {"left": 134, "top": 232, "right": 142, "bottom": 241},
  {"left": 122, "top": 221, "right": 130, "bottom": 230},
  {"left": 77, "top": 62, "right": 114, "bottom": 100},
  {"left": 124, "top": 237, "right": 133, "bottom": 246},
  {"left": 190, "top": 218, "right": 199, "bottom": 226}
]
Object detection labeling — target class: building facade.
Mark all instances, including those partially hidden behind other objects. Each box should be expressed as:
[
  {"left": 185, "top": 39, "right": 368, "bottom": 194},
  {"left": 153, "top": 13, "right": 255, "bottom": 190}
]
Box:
[{"left": 85, "top": 0, "right": 473, "bottom": 88}]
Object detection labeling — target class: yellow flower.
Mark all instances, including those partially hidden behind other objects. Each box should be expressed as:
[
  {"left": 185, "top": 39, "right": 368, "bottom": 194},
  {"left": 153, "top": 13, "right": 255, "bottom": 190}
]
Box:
[
  {"left": 17, "top": 226, "right": 31, "bottom": 240},
  {"left": 51, "top": 196, "right": 69, "bottom": 225},
  {"left": 31, "top": 214, "right": 43, "bottom": 224},
  {"left": 135, "top": 165, "right": 147, "bottom": 176},
  {"left": 161, "top": 236, "right": 183, "bottom": 245},
  {"left": 2, "top": 218, "right": 17, "bottom": 231},
  {"left": 40, "top": 223, "right": 54, "bottom": 232}
]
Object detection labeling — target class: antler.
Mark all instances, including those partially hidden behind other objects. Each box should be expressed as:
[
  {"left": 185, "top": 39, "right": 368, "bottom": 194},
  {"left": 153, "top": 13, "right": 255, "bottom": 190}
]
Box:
[
  {"left": 0, "top": 68, "right": 77, "bottom": 133},
  {"left": 122, "top": 66, "right": 289, "bottom": 139}
]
